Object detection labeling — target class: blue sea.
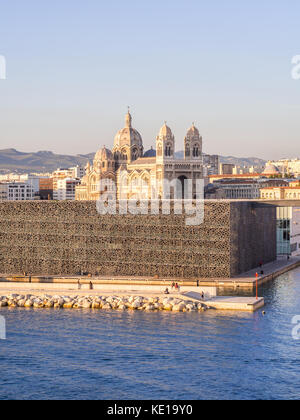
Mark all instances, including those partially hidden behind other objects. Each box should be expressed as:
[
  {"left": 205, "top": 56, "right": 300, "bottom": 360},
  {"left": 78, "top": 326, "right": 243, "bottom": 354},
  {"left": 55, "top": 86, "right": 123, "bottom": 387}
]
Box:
[{"left": 0, "top": 269, "right": 300, "bottom": 400}]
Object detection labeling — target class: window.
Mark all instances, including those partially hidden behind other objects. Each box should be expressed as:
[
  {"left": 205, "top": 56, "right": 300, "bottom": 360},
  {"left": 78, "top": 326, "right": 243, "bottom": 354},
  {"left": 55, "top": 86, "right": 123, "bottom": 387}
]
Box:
[
  {"left": 193, "top": 144, "right": 200, "bottom": 157},
  {"left": 165, "top": 144, "right": 172, "bottom": 157}
]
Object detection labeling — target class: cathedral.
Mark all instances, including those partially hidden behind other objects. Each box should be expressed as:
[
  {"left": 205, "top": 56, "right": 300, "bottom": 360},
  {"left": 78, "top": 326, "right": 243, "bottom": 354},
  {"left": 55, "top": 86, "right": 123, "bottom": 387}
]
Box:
[{"left": 75, "top": 110, "right": 203, "bottom": 201}]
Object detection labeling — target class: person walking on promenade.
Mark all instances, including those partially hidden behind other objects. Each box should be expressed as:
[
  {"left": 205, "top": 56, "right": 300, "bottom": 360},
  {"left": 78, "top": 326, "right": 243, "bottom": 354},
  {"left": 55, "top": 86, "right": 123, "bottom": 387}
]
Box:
[
  {"left": 89, "top": 281, "right": 93, "bottom": 290},
  {"left": 201, "top": 291, "right": 205, "bottom": 300},
  {"left": 174, "top": 283, "right": 178, "bottom": 292},
  {"left": 171, "top": 281, "right": 175, "bottom": 291},
  {"left": 78, "top": 280, "right": 81, "bottom": 290}
]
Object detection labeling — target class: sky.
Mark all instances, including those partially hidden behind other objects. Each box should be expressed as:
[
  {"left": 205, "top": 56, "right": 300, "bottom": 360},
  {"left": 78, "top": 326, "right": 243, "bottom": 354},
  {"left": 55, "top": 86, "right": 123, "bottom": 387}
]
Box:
[{"left": 0, "top": 0, "right": 299, "bottom": 159}]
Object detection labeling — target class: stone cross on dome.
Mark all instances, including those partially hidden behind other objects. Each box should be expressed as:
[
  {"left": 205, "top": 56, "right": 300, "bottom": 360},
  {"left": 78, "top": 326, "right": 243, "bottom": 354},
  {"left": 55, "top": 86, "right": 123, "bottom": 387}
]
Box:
[{"left": 125, "top": 106, "right": 132, "bottom": 128}]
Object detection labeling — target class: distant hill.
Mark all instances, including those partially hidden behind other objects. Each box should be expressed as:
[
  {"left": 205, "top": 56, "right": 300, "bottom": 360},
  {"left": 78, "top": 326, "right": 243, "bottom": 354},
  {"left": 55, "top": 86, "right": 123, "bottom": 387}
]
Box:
[
  {"left": 0, "top": 148, "right": 94, "bottom": 173},
  {"left": 218, "top": 155, "right": 266, "bottom": 167},
  {"left": 175, "top": 151, "right": 266, "bottom": 167},
  {"left": 0, "top": 148, "right": 266, "bottom": 174}
]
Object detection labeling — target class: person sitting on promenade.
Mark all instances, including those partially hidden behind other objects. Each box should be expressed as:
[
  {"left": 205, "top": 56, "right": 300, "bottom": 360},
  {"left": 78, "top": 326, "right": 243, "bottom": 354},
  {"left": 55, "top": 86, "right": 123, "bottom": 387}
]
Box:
[{"left": 164, "top": 288, "right": 170, "bottom": 295}]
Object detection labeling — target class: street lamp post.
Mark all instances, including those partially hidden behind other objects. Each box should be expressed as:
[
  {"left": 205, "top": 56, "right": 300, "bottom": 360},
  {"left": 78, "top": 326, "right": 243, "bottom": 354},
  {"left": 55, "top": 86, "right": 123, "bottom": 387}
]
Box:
[{"left": 255, "top": 272, "right": 259, "bottom": 300}]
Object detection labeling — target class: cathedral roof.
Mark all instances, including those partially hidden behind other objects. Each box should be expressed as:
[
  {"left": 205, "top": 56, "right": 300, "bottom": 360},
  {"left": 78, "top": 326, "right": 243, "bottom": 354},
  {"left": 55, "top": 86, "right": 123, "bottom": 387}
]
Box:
[
  {"left": 131, "top": 157, "right": 156, "bottom": 165},
  {"left": 186, "top": 123, "right": 200, "bottom": 137},
  {"left": 159, "top": 122, "right": 173, "bottom": 139},
  {"left": 94, "top": 146, "right": 113, "bottom": 162}
]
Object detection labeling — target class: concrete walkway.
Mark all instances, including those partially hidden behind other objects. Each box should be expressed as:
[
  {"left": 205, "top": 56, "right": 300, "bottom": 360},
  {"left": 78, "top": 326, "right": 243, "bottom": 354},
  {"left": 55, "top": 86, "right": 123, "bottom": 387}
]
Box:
[
  {"left": 195, "top": 256, "right": 300, "bottom": 288},
  {"left": 205, "top": 296, "right": 265, "bottom": 312},
  {"left": 234, "top": 256, "right": 300, "bottom": 285},
  {"left": 1, "top": 257, "right": 299, "bottom": 291},
  {"left": 182, "top": 291, "right": 264, "bottom": 312},
  {"left": 0, "top": 283, "right": 216, "bottom": 298}
]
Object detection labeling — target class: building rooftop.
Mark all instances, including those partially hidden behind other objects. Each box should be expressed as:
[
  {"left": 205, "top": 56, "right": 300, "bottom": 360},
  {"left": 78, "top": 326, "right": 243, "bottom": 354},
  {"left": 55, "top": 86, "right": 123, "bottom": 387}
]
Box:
[
  {"left": 131, "top": 157, "right": 156, "bottom": 165},
  {"left": 260, "top": 186, "right": 300, "bottom": 190},
  {"left": 209, "top": 173, "right": 264, "bottom": 178}
]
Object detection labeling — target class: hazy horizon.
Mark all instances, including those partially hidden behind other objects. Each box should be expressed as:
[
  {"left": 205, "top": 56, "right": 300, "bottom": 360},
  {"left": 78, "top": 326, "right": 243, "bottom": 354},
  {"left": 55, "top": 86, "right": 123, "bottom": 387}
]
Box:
[
  {"left": 0, "top": 0, "right": 300, "bottom": 160},
  {"left": 0, "top": 145, "right": 271, "bottom": 161}
]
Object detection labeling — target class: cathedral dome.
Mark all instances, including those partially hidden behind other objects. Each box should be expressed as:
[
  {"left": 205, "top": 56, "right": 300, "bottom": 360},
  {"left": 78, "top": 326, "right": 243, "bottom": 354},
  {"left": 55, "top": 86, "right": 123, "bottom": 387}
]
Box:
[
  {"left": 144, "top": 147, "right": 156, "bottom": 158},
  {"left": 94, "top": 146, "right": 113, "bottom": 163},
  {"left": 113, "top": 110, "right": 143, "bottom": 149},
  {"left": 263, "top": 163, "right": 279, "bottom": 175}
]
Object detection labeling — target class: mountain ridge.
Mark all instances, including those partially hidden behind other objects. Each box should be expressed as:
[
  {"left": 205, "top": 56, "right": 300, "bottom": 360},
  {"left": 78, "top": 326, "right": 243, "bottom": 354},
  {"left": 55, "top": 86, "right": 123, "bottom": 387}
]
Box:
[{"left": 0, "top": 148, "right": 266, "bottom": 174}]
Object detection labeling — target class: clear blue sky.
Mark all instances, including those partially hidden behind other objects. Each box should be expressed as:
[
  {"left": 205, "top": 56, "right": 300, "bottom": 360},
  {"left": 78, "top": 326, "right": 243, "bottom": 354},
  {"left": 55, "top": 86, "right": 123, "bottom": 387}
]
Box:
[{"left": 0, "top": 0, "right": 299, "bottom": 159}]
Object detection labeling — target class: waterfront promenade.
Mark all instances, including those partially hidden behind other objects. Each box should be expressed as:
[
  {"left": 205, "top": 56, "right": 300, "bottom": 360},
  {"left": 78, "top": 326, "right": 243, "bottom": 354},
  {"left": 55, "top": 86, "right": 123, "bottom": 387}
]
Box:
[
  {"left": 1, "top": 257, "right": 298, "bottom": 312},
  {"left": 1, "top": 256, "right": 299, "bottom": 289},
  {"left": 0, "top": 283, "right": 264, "bottom": 312}
]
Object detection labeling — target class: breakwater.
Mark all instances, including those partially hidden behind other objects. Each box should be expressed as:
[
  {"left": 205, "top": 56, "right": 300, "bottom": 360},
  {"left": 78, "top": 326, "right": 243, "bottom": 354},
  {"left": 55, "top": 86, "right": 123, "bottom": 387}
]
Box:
[{"left": 0, "top": 294, "right": 208, "bottom": 312}]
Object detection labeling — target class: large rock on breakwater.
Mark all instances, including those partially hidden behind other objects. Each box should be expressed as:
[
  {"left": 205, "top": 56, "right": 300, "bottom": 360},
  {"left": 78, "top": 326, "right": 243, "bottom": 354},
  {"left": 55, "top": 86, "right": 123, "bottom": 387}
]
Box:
[{"left": 0, "top": 294, "right": 208, "bottom": 312}]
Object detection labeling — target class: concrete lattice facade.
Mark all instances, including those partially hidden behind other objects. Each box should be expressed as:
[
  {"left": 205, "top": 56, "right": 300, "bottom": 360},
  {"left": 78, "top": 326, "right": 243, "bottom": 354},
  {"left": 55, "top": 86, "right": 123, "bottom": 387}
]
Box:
[{"left": 0, "top": 201, "right": 276, "bottom": 278}]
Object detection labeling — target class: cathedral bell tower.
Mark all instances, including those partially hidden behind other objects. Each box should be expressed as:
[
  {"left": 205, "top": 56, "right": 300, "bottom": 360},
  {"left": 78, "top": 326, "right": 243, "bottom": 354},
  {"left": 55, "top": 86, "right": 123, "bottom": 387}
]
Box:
[
  {"left": 156, "top": 122, "right": 175, "bottom": 163},
  {"left": 184, "top": 123, "right": 202, "bottom": 160}
]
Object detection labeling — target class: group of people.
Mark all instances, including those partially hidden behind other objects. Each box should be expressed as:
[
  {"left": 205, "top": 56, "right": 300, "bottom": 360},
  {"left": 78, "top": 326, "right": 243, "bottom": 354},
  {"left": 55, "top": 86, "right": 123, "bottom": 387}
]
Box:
[
  {"left": 172, "top": 282, "right": 181, "bottom": 292},
  {"left": 164, "top": 282, "right": 206, "bottom": 300},
  {"left": 164, "top": 282, "right": 181, "bottom": 294},
  {"left": 77, "top": 280, "right": 93, "bottom": 290}
]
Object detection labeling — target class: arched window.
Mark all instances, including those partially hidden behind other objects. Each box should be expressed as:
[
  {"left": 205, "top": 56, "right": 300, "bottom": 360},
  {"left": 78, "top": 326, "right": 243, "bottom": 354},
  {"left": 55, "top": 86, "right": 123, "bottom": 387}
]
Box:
[
  {"left": 193, "top": 144, "right": 200, "bottom": 157},
  {"left": 165, "top": 144, "right": 172, "bottom": 157},
  {"left": 132, "top": 148, "right": 138, "bottom": 161}
]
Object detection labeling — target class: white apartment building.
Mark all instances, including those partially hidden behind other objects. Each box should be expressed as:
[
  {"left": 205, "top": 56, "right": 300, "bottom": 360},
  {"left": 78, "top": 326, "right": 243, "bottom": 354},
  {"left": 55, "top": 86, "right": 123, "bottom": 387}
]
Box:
[
  {"left": 53, "top": 178, "right": 81, "bottom": 201},
  {"left": 52, "top": 165, "right": 86, "bottom": 180},
  {"left": 266, "top": 159, "right": 300, "bottom": 177},
  {"left": 217, "top": 180, "right": 261, "bottom": 199},
  {"left": 0, "top": 181, "right": 35, "bottom": 201},
  {"left": 277, "top": 207, "right": 300, "bottom": 256},
  {"left": 0, "top": 174, "right": 42, "bottom": 194},
  {"left": 70, "top": 166, "right": 86, "bottom": 179},
  {"left": 207, "top": 178, "right": 287, "bottom": 200}
]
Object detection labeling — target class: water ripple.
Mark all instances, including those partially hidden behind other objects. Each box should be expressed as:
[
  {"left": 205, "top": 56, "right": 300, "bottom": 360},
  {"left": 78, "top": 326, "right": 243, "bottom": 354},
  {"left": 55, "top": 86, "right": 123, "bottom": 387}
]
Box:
[{"left": 1, "top": 269, "right": 300, "bottom": 399}]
